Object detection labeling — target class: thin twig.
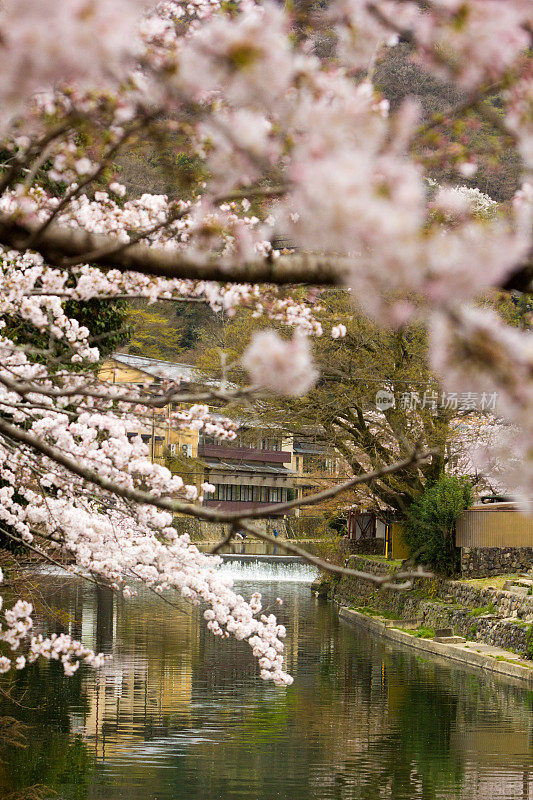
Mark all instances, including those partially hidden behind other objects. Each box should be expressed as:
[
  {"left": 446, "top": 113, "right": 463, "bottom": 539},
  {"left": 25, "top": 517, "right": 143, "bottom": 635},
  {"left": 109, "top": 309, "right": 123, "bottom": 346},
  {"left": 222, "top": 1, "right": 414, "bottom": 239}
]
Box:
[
  {"left": 210, "top": 523, "right": 241, "bottom": 554},
  {"left": 239, "top": 520, "right": 432, "bottom": 589}
]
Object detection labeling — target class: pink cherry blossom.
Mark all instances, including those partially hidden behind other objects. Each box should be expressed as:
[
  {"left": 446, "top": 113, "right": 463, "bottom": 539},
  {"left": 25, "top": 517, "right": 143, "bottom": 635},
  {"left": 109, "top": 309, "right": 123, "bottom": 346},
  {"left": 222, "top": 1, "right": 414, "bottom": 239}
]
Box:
[{"left": 241, "top": 330, "right": 318, "bottom": 396}]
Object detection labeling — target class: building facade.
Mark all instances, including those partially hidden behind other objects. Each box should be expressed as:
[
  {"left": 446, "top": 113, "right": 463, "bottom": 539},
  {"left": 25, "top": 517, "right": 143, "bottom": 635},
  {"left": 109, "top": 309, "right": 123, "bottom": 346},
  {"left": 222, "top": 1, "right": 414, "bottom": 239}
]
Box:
[
  {"left": 199, "top": 430, "right": 295, "bottom": 513},
  {"left": 98, "top": 353, "right": 201, "bottom": 465},
  {"left": 98, "top": 354, "right": 311, "bottom": 514},
  {"left": 98, "top": 353, "right": 345, "bottom": 517}
]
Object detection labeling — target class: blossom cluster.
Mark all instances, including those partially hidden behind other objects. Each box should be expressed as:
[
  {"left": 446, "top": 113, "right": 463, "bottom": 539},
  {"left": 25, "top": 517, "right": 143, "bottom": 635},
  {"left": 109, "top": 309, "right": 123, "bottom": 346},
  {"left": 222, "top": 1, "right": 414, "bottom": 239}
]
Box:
[{"left": 0, "top": 568, "right": 107, "bottom": 676}]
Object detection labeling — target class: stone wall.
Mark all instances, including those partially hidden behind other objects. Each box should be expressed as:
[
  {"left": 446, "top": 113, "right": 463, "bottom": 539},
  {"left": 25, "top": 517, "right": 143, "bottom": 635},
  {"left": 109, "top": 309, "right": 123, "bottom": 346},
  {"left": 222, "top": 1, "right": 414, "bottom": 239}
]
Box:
[
  {"left": 347, "top": 539, "right": 385, "bottom": 556},
  {"left": 461, "top": 546, "right": 533, "bottom": 577},
  {"left": 173, "top": 517, "right": 275, "bottom": 540},
  {"left": 333, "top": 556, "right": 533, "bottom": 658},
  {"left": 445, "top": 580, "right": 533, "bottom": 619},
  {"left": 418, "top": 603, "right": 531, "bottom": 655}
]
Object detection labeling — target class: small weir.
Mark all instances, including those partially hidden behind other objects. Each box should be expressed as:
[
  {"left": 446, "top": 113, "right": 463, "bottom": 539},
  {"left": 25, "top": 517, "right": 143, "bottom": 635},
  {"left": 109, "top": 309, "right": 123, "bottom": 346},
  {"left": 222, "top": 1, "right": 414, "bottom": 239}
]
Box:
[{"left": 218, "top": 554, "right": 319, "bottom": 583}]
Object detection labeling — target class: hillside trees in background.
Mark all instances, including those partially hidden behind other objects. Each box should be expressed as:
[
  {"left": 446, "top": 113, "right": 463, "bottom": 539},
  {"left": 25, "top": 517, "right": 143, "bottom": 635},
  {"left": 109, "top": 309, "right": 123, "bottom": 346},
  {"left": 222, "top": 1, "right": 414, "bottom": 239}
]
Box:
[
  {"left": 374, "top": 43, "right": 523, "bottom": 202},
  {"left": 125, "top": 299, "right": 218, "bottom": 360}
]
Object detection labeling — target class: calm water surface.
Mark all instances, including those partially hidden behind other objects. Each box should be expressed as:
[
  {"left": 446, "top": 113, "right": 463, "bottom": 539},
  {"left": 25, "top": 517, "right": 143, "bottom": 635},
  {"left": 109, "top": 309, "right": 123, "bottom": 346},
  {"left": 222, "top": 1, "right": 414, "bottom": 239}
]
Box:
[{"left": 1, "top": 564, "right": 532, "bottom": 800}]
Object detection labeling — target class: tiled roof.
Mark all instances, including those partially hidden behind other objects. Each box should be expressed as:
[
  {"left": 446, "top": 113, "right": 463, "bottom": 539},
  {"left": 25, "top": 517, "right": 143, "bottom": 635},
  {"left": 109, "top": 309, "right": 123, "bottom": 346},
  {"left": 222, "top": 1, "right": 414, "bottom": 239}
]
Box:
[{"left": 202, "top": 460, "right": 295, "bottom": 475}]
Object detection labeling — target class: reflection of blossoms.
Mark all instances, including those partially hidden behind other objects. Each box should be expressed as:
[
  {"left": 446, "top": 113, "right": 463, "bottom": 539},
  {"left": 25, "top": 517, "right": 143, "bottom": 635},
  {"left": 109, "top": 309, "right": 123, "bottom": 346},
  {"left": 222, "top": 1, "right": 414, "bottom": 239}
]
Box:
[{"left": 242, "top": 330, "right": 319, "bottom": 396}]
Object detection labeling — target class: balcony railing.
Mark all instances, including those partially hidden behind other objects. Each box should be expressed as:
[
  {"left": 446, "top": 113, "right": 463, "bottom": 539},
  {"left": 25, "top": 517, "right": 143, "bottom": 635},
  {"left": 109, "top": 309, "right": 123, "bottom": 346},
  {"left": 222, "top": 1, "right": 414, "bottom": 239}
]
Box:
[
  {"left": 203, "top": 499, "right": 289, "bottom": 514},
  {"left": 198, "top": 443, "right": 291, "bottom": 463}
]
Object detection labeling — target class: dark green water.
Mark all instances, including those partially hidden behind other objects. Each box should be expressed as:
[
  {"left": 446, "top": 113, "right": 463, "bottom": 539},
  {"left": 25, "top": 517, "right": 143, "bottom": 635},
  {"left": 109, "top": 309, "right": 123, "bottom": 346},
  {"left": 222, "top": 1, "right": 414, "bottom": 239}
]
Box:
[{"left": 1, "top": 567, "right": 532, "bottom": 800}]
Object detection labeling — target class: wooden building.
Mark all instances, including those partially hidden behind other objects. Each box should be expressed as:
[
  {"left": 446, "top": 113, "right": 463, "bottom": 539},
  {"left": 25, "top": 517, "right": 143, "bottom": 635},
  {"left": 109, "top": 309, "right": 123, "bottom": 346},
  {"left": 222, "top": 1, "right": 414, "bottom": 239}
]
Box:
[{"left": 456, "top": 503, "right": 533, "bottom": 548}]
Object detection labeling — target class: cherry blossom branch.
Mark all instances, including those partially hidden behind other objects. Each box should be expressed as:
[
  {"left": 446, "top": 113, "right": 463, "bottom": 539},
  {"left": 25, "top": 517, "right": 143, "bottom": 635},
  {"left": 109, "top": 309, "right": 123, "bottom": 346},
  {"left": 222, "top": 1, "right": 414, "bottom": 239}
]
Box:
[
  {"left": 0, "top": 124, "right": 72, "bottom": 196},
  {"left": 25, "top": 117, "right": 156, "bottom": 249},
  {"left": 0, "top": 368, "right": 257, "bottom": 407},
  {"left": 60, "top": 185, "right": 289, "bottom": 268},
  {"left": 239, "top": 521, "right": 433, "bottom": 589},
  {"left": 0, "top": 413, "right": 433, "bottom": 524},
  {"left": 0, "top": 525, "right": 101, "bottom": 588},
  {"left": 0, "top": 214, "right": 529, "bottom": 294}
]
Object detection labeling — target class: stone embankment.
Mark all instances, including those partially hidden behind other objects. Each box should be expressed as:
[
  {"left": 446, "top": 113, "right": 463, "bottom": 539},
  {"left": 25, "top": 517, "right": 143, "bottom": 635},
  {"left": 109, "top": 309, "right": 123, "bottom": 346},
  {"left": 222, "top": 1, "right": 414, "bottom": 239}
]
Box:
[
  {"left": 328, "top": 556, "right": 533, "bottom": 659},
  {"left": 337, "top": 607, "right": 533, "bottom": 687}
]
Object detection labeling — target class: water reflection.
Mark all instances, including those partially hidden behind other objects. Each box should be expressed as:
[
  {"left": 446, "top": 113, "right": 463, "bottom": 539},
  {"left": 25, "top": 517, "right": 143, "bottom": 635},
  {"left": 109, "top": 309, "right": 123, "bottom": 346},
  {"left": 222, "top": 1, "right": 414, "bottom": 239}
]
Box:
[{"left": 0, "top": 574, "right": 531, "bottom": 800}]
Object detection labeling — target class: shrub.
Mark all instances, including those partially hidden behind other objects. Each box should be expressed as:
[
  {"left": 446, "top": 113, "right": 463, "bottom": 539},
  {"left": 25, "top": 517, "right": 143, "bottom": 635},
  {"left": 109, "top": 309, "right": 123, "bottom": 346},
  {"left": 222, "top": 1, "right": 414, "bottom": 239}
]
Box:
[
  {"left": 413, "top": 627, "right": 436, "bottom": 639},
  {"left": 404, "top": 474, "right": 473, "bottom": 576}
]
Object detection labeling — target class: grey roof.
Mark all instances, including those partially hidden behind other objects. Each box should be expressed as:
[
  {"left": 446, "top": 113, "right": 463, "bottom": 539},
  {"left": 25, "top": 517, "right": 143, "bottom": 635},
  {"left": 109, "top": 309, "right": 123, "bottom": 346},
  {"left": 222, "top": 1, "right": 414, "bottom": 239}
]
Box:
[
  {"left": 293, "top": 441, "right": 329, "bottom": 455},
  {"left": 112, "top": 353, "right": 200, "bottom": 381},
  {"left": 203, "top": 460, "right": 295, "bottom": 476},
  {"left": 111, "top": 353, "right": 226, "bottom": 388}
]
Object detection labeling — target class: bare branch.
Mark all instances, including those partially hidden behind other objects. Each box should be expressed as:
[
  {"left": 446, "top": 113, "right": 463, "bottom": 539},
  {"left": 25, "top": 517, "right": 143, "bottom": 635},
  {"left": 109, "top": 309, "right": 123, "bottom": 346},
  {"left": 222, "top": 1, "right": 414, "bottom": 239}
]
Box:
[
  {"left": 239, "top": 521, "right": 432, "bottom": 589},
  {"left": 229, "top": 446, "right": 434, "bottom": 520},
  {"left": 210, "top": 523, "right": 241, "bottom": 554},
  {"left": 0, "top": 414, "right": 434, "bottom": 525},
  {"left": 0, "top": 213, "right": 346, "bottom": 285},
  {"left": 0, "top": 212, "right": 529, "bottom": 293}
]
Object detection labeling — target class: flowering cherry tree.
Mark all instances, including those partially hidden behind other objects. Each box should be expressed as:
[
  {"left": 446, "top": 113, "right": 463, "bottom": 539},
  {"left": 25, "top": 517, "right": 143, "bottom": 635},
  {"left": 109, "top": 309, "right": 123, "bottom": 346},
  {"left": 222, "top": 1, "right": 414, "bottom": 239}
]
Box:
[{"left": 0, "top": 0, "right": 530, "bottom": 682}]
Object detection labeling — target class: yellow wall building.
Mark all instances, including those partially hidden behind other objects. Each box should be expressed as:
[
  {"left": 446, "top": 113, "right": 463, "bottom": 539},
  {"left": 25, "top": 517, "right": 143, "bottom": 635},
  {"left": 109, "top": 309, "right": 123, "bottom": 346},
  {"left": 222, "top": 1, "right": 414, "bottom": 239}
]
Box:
[{"left": 97, "top": 354, "right": 201, "bottom": 470}]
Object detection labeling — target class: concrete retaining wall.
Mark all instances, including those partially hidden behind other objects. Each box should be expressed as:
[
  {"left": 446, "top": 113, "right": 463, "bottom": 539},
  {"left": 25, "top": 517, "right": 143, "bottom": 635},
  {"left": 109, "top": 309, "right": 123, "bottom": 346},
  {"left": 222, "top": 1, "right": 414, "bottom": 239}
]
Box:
[{"left": 338, "top": 607, "right": 533, "bottom": 686}]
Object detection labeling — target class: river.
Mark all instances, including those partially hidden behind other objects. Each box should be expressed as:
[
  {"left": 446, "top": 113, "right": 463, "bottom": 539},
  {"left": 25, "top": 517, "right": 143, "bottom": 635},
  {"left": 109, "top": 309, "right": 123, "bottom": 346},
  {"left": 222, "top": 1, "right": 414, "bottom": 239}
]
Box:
[{"left": 0, "top": 561, "right": 531, "bottom": 800}]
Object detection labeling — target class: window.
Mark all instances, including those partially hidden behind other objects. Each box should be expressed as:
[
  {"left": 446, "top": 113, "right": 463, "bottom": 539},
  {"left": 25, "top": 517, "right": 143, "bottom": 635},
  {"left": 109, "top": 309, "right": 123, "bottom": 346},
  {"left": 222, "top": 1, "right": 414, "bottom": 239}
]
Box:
[
  {"left": 212, "top": 483, "right": 290, "bottom": 503},
  {"left": 260, "top": 438, "right": 282, "bottom": 451},
  {"left": 214, "top": 484, "right": 233, "bottom": 501}
]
